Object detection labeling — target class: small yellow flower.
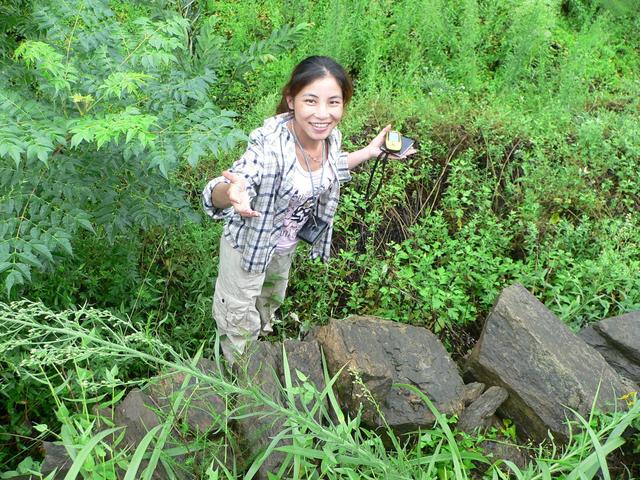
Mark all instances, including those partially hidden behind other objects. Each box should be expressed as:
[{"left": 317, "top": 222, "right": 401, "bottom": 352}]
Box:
[
  {"left": 71, "top": 93, "right": 94, "bottom": 104},
  {"left": 620, "top": 391, "right": 637, "bottom": 407}
]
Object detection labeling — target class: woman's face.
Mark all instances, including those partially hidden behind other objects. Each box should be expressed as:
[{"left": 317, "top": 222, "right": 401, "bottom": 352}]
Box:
[{"left": 287, "top": 75, "right": 344, "bottom": 146}]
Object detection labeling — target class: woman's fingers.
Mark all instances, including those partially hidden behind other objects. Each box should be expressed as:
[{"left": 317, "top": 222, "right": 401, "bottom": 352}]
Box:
[
  {"left": 388, "top": 147, "right": 418, "bottom": 160},
  {"left": 373, "top": 124, "right": 392, "bottom": 146},
  {"left": 235, "top": 205, "right": 261, "bottom": 217},
  {"left": 365, "top": 125, "right": 392, "bottom": 158},
  {"left": 224, "top": 171, "right": 260, "bottom": 217},
  {"left": 230, "top": 192, "right": 260, "bottom": 217},
  {"left": 222, "top": 170, "right": 243, "bottom": 185},
  {"left": 402, "top": 147, "right": 418, "bottom": 158}
]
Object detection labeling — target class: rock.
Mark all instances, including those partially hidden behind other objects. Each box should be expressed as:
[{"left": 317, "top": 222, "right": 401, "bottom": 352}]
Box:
[
  {"left": 113, "top": 389, "right": 198, "bottom": 479},
  {"left": 310, "top": 316, "right": 466, "bottom": 433},
  {"left": 457, "top": 386, "right": 508, "bottom": 434},
  {"left": 40, "top": 442, "right": 71, "bottom": 479},
  {"left": 481, "top": 440, "right": 528, "bottom": 470},
  {"left": 579, "top": 312, "right": 640, "bottom": 384},
  {"left": 595, "top": 312, "right": 640, "bottom": 363},
  {"left": 283, "top": 339, "right": 327, "bottom": 415},
  {"left": 460, "top": 382, "right": 486, "bottom": 406},
  {"left": 465, "top": 284, "right": 636, "bottom": 443},
  {"left": 234, "top": 339, "right": 326, "bottom": 480},
  {"left": 235, "top": 342, "right": 288, "bottom": 480},
  {"left": 147, "top": 358, "right": 228, "bottom": 435},
  {"left": 114, "top": 389, "right": 162, "bottom": 449}
]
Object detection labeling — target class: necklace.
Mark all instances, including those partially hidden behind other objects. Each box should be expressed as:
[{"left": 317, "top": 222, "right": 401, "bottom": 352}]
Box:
[
  {"left": 291, "top": 124, "right": 325, "bottom": 197},
  {"left": 306, "top": 149, "right": 323, "bottom": 163},
  {"left": 290, "top": 122, "right": 325, "bottom": 165}
]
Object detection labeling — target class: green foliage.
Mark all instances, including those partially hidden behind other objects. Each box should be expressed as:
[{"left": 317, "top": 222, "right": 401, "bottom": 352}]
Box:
[
  {"left": 0, "top": 0, "right": 306, "bottom": 296},
  {"left": 2, "top": 0, "right": 640, "bottom": 475},
  {"left": 3, "top": 300, "right": 639, "bottom": 478}
]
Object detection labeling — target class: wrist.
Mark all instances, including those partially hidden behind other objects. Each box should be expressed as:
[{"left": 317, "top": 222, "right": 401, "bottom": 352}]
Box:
[
  {"left": 211, "top": 183, "right": 232, "bottom": 209},
  {"left": 365, "top": 145, "right": 377, "bottom": 160}
]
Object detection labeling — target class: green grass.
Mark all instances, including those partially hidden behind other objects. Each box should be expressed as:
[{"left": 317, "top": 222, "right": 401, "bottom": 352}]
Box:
[{"left": 2, "top": 301, "right": 640, "bottom": 478}]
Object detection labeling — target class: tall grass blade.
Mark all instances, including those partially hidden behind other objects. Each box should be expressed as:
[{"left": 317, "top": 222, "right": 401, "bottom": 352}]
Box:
[
  {"left": 565, "top": 408, "right": 616, "bottom": 480},
  {"left": 280, "top": 346, "right": 300, "bottom": 478},
  {"left": 62, "top": 427, "right": 122, "bottom": 480},
  {"left": 143, "top": 351, "right": 203, "bottom": 480},
  {"left": 123, "top": 424, "right": 163, "bottom": 480},
  {"left": 244, "top": 428, "right": 291, "bottom": 480}
]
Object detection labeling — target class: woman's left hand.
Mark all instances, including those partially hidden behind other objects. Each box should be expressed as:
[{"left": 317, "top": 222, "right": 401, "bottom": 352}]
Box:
[{"left": 366, "top": 124, "right": 418, "bottom": 160}]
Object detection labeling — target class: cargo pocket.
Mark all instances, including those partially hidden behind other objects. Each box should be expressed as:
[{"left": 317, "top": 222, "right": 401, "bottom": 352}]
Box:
[{"left": 213, "top": 290, "right": 260, "bottom": 339}]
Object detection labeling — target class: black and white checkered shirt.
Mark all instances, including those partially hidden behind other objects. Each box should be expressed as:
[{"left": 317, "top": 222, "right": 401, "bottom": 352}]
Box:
[{"left": 202, "top": 113, "right": 351, "bottom": 273}]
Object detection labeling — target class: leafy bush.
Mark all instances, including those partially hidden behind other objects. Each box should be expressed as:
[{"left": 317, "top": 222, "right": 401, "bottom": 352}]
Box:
[{"left": 0, "top": 0, "right": 307, "bottom": 296}]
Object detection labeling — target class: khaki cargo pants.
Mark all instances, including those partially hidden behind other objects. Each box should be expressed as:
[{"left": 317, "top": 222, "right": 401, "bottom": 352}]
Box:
[{"left": 213, "top": 235, "right": 295, "bottom": 363}]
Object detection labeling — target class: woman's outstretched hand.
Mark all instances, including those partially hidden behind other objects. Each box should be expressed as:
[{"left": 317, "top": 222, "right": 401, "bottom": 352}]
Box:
[
  {"left": 366, "top": 124, "right": 418, "bottom": 160},
  {"left": 222, "top": 170, "right": 260, "bottom": 218}
]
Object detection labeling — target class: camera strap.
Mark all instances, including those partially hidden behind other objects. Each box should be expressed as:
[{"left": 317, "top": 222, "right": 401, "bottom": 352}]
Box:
[
  {"left": 356, "top": 149, "right": 391, "bottom": 252},
  {"left": 363, "top": 150, "right": 390, "bottom": 203}
]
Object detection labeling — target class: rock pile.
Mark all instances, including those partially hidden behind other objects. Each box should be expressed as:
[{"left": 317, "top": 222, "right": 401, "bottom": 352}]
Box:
[
  {"left": 39, "top": 284, "right": 639, "bottom": 479},
  {"left": 465, "top": 284, "right": 636, "bottom": 442}
]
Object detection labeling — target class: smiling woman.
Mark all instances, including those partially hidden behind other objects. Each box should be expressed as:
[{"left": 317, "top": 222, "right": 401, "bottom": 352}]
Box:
[{"left": 202, "top": 56, "right": 416, "bottom": 363}]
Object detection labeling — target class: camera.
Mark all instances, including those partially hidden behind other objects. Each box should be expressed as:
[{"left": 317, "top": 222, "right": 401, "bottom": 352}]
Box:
[{"left": 297, "top": 215, "right": 329, "bottom": 245}]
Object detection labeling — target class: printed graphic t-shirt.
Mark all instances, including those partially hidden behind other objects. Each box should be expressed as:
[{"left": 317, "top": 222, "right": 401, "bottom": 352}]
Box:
[{"left": 275, "top": 160, "right": 335, "bottom": 252}]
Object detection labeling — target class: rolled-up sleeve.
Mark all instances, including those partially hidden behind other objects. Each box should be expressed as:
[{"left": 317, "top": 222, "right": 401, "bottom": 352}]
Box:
[
  {"left": 336, "top": 151, "right": 351, "bottom": 183},
  {"left": 202, "top": 177, "right": 232, "bottom": 219},
  {"left": 330, "top": 128, "right": 351, "bottom": 183},
  {"left": 202, "top": 129, "right": 265, "bottom": 220}
]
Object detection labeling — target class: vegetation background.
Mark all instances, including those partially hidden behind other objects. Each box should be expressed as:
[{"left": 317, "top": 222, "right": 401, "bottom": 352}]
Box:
[{"left": 1, "top": 0, "right": 639, "bottom": 477}]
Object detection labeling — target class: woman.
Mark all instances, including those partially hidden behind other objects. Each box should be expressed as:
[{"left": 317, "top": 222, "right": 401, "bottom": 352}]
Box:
[{"left": 203, "top": 56, "right": 414, "bottom": 362}]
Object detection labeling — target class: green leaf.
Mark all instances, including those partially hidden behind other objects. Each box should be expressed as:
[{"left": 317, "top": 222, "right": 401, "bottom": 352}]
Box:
[
  {"left": 33, "top": 424, "right": 49, "bottom": 433},
  {"left": 5, "top": 270, "right": 23, "bottom": 296},
  {"left": 31, "top": 243, "right": 54, "bottom": 262},
  {"left": 14, "top": 262, "right": 32, "bottom": 282},
  {"left": 7, "top": 144, "right": 23, "bottom": 167},
  {"left": 37, "top": 148, "right": 50, "bottom": 165},
  {"left": 70, "top": 132, "right": 91, "bottom": 148},
  {"left": 17, "top": 251, "right": 43, "bottom": 269},
  {"left": 54, "top": 236, "right": 73, "bottom": 255},
  {"left": 76, "top": 218, "right": 95, "bottom": 234}
]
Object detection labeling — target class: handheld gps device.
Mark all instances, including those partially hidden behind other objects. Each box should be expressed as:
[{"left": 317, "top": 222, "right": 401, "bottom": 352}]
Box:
[{"left": 385, "top": 130, "right": 403, "bottom": 152}]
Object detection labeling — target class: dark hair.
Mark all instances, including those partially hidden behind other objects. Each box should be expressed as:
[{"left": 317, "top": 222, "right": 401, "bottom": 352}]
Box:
[{"left": 276, "top": 56, "right": 353, "bottom": 114}]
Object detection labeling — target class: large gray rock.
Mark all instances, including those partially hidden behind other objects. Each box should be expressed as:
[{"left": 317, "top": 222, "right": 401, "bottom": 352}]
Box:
[
  {"left": 98, "top": 358, "right": 231, "bottom": 480},
  {"left": 579, "top": 312, "right": 640, "bottom": 383},
  {"left": 283, "top": 339, "right": 327, "bottom": 415},
  {"left": 465, "top": 284, "right": 636, "bottom": 443},
  {"left": 113, "top": 389, "right": 192, "bottom": 479},
  {"left": 147, "top": 358, "right": 228, "bottom": 435},
  {"left": 234, "top": 339, "right": 326, "bottom": 480},
  {"left": 234, "top": 342, "right": 284, "bottom": 479},
  {"left": 310, "top": 316, "right": 466, "bottom": 433},
  {"left": 40, "top": 442, "right": 71, "bottom": 479},
  {"left": 114, "top": 389, "right": 162, "bottom": 449}
]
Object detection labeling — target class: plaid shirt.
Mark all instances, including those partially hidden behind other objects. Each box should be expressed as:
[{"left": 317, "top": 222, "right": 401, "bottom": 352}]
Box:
[{"left": 202, "top": 113, "right": 352, "bottom": 273}]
